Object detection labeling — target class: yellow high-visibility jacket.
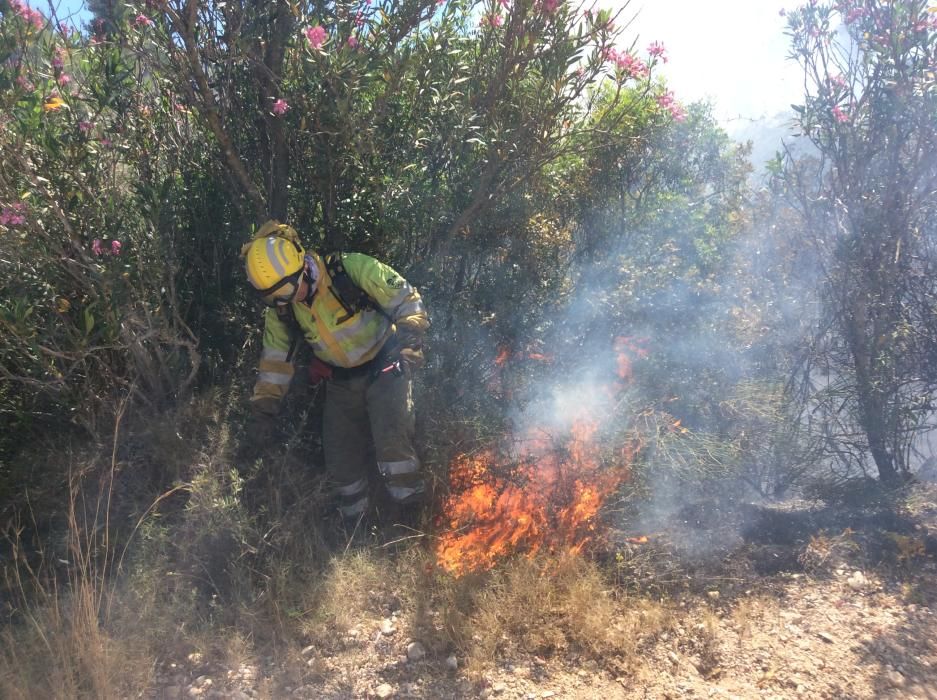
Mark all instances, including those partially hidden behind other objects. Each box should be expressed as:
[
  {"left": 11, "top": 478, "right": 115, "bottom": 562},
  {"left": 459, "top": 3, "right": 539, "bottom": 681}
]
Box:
[{"left": 251, "top": 253, "right": 429, "bottom": 413}]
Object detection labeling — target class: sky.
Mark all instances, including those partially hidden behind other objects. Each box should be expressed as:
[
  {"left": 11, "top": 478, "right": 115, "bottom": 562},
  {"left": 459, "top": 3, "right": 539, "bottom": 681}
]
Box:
[
  {"left": 622, "top": 0, "right": 806, "bottom": 131},
  {"left": 45, "top": 0, "right": 806, "bottom": 132}
]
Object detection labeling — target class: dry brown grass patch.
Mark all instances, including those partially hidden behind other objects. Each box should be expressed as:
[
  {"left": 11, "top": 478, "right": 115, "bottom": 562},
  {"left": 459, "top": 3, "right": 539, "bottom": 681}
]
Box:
[{"left": 435, "top": 554, "right": 670, "bottom": 678}]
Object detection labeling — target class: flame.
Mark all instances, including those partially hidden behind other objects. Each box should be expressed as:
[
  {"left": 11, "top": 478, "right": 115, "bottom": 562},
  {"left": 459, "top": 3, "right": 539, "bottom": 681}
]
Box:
[
  {"left": 436, "top": 420, "right": 632, "bottom": 575},
  {"left": 436, "top": 338, "right": 650, "bottom": 576}
]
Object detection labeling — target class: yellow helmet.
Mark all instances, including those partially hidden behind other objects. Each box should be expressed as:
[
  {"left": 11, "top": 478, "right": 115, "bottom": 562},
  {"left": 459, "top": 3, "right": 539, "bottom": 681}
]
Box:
[{"left": 242, "top": 221, "right": 305, "bottom": 304}]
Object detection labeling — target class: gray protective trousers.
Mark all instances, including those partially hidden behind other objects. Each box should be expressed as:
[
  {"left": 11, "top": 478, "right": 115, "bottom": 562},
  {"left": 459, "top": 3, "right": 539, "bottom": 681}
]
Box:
[{"left": 323, "top": 369, "right": 424, "bottom": 518}]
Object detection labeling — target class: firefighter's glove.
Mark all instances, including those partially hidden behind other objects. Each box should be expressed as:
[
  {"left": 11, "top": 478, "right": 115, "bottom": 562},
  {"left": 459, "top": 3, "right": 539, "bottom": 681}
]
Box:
[
  {"left": 395, "top": 325, "right": 424, "bottom": 350},
  {"left": 399, "top": 347, "right": 425, "bottom": 371}
]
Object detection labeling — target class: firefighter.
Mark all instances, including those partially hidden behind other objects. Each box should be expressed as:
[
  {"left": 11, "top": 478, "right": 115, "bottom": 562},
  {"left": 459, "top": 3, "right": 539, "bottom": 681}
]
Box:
[{"left": 241, "top": 220, "right": 429, "bottom": 523}]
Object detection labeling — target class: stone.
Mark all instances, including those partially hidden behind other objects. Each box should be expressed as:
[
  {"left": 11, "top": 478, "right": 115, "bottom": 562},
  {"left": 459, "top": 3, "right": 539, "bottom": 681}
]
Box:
[
  {"left": 301, "top": 645, "right": 316, "bottom": 656},
  {"left": 847, "top": 571, "right": 869, "bottom": 591},
  {"left": 406, "top": 641, "right": 426, "bottom": 662},
  {"left": 493, "top": 682, "right": 508, "bottom": 694},
  {"left": 375, "top": 683, "right": 395, "bottom": 699},
  {"left": 380, "top": 619, "right": 397, "bottom": 636},
  {"left": 886, "top": 670, "right": 905, "bottom": 688},
  {"left": 446, "top": 655, "right": 459, "bottom": 671}
]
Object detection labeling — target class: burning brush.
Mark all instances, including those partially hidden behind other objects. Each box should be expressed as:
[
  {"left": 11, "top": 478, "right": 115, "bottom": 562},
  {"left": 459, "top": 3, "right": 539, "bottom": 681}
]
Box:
[{"left": 434, "top": 337, "right": 650, "bottom": 576}]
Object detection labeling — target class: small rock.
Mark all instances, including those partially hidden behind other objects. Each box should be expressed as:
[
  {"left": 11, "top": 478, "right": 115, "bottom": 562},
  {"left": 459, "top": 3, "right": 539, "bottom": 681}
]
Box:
[
  {"left": 301, "top": 644, "right": 315, "bottom": 656},
  {"left": 493, "top": 682, "right": 508, "bottom": 694},
  {"left": 375, "top": 683, "right": 395, "bottom": 699},
  {"left": 480, "top": 690, "right": 492, "bottom": 700},
  {"left": 380, "top": 619, "right": 397, "bottom": 636},
  {"left": 847, "top": 571, "right": 869, "bottom": 591},
  {"left": 817, "top": 631, "right": 835, "bottom": 644},
  {"left": 542, "top": 692, "right": 556, "bottom": 698},
  {"left": 668, "top": 651, "right": 679, "bottom": 666},
  {"left": 886, "top": 670, "right": 905, "bottom": 688},
  {"left": 187, "top": 688, "right": 203, "bottom": 698},
  {"left": 406, "top": 641, "right": 426, "bottom": 662},
  {"left": 187, "top": 653, "right": 204, "bottom": 665},
  {"left": 707, "top": 590, "right": 720, "bottom": 600},
  {"left": 446, "top": 654, "right": 459, "bottom": 671}
]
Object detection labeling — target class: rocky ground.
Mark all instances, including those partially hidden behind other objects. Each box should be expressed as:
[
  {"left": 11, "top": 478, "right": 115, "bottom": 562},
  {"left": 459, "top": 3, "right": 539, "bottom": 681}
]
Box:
[{"left": 147, "top": 485, "right": 937, "bottom": 700}]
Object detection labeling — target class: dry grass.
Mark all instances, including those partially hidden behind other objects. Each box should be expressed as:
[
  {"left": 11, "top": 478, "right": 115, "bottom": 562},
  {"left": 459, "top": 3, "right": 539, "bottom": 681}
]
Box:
[
  {"left": 432, "top": 555, "right": 671, "bottom": 678},
  {"left": 301, "top": 551, "right": 395, "bottom": 644}
]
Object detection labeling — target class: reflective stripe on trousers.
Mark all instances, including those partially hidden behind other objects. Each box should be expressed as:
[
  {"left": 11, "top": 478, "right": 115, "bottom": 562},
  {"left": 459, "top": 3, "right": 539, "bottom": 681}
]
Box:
[{"left": 335, "top": 476, "right": 369, "bottom": 518}]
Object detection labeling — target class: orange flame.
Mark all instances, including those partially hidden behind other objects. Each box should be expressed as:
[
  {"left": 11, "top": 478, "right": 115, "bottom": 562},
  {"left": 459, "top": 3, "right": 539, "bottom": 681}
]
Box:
[{"left": 436, "top": 334, "right": 651, "bottom": 576}]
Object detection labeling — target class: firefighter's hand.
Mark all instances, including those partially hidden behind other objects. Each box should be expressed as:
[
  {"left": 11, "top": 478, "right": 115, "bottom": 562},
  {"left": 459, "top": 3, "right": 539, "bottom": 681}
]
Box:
[
  {"left": 399, "top": 347, "right": 425, "bottom": 371},
  {"left": 395, "top": 325, "right": 424, "bottom": 350}
]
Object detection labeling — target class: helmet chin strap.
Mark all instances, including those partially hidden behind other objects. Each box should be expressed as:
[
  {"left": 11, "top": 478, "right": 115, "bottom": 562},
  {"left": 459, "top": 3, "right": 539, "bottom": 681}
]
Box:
[{"left": 299, "top": 259, "right": 318, "bottom": 304}]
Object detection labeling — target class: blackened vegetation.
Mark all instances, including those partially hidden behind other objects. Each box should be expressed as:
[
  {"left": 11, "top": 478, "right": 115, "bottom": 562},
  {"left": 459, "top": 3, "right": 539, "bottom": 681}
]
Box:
[{"left": 608, "top": 483, "right": 937, "bottom": 587}]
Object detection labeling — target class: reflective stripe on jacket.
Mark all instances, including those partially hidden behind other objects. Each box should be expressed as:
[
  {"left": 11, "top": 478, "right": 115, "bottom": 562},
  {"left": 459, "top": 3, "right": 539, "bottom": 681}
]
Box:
[{"left": 251, "top": 253, "right": 429, "bottom": 412}]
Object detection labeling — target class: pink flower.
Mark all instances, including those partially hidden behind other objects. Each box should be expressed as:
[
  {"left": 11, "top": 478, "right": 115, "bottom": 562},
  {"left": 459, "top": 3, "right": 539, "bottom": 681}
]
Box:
[
  {"left": 100, "top": 137, "right": 112, "bottom": 146},
  {"left": 539, "top": 0, "right": 559, "bottom": 13},
  {"left": 14, "top": 2, "right": 45, "bottom": 31},
  {"left": 133, "top": 14, "right": 154, "bottom": 28},
  {"left": 52, "top": 49, "right": 65, "bottom": 69},
  {"left": 0, "top": 203, "right": 27, "bottom": 227},
  {"left": 92, "top": 239, "right": 104, "bottom": 255},
  {"left": 57, "top": 73, "right": 71, "bottom": 87},
  {"left": 656, "top": 90, "right": 686, "bottom": 121},
  {"left": 272, "top": 98, "right": 289, "bottom": 116},
  {"left": 305, "top": 25, "right": 327, "bottom": 49},
  {"left": 647, "top": 41, "right": 667, "bottom": 62},
  {"left": 111, "top": 240, "right": 122, "bottom": 255},
  {"left": 347, "top": 35, "right": 359, "bottom": 49},
  {"left": 832, "top": 105, "right": 849, "bottom": 123},
  {"left": 79, "top": 120, "right": 92, "bottom": 132},
  {"left": 15, "top": 75, "right": 34, "bottom": 92},
  {"left": 480, "top": 12, "right": 503, "bottom": 27},
  {"left": 606, "top": 48, "right": 649, "bottom": 79}
]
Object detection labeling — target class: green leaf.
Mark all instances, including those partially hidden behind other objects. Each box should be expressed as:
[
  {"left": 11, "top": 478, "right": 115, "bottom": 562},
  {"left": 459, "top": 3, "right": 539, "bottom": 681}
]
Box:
[{"left": 83, "top": 307, "right": 95, "bottom": 336}]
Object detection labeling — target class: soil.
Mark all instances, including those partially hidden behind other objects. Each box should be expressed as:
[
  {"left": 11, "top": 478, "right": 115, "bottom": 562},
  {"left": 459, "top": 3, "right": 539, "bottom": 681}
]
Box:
[{"left": 148, "top": 484, "right": 937, "bottom": 699}]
